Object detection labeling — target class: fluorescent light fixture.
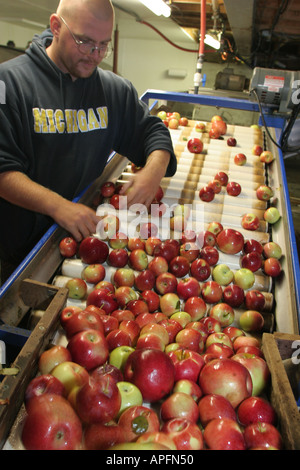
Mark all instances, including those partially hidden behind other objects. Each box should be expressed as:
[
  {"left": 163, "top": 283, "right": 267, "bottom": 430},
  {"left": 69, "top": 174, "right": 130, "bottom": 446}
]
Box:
[
  {"left": 204, "top": 33, "right": 221, "bottom": 50},
  {"left": 139, "top": 0, "right": 171, "bottom": 18}
]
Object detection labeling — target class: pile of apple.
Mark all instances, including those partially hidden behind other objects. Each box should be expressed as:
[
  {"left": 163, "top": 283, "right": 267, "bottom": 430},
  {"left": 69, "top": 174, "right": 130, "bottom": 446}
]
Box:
[
  {"left": 19, "top": 215, "right": 285, "bottom": 450},
  {"left": 157, "top": 110, "right": 189, "bottom": 129}
]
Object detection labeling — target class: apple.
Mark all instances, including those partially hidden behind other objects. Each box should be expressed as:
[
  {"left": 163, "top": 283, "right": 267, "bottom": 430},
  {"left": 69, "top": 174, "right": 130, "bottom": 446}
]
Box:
[
  {"left": 63, "top": 310, "right": 104, "bottom": 338},
  {"left": 199, "top": 185, "right": 215, "bottom": 202},
  {"left": 161, "top": 417, "right": 204, "bottom": 450},
  {"left": 50, "top": 361, "right": 89, "bottom": 396},
  {"left": 160, "top": 392, "right": 199, "bottom": 423},
  {"left": 215, "top": 171, "right": 228, "bottom": 186},
  {"left": 100, "top": 181, "right": 115, "bottom": 198},
  {"left": 60, "top": 305, "right": 82, "bottom": 328},
  {"left": 233, "top": 335, "right": 260, "bottom": 352},
  {"left": 113, "top": 267, "right": 135, "bottom": 288},
  {"left": 239, "top": 310, "right": 265, "bottom": 332},
  {"left": 209, "top": 303, "right": 235, "bottom": 327},
  {"left": 234, "top": 153, "right": 247, "bottom": 166},
  {"left": 241, "top": 213, "right": 260, "bottom": 231},
  {"left": 109, "top": 345, "right": 135, "bottom": 372},
  {"left": 207, "top": 221, "right": 223, "bottom": 236},
  {"left": 234, "top": 268, "right": 255, "bottom": 290},
  {"left": 204, "top": 342, "right": 234, "bottom": 360},
  {"left": 159, "top": 292, "right": 181, "bottom": 316},
  {"left": 223, "top": 285, "right": 245, "bottom": 308},
  {"left": 75, "top": 375, "right": 121, "bottom": 424},
  {"left": 169, "top": 255, "right": 190, "bottom": 278},
  {"left": 109, "top": 194, "right": 126, "bottom": 210},
  {"left": 198, "top": 394, "right": 236, "bottom": 427},
  {"left": 263, "top": 257, "right": 281, "bottom": 277},
  {"left": 116, "top": 381, "right": 143, "bottom": 416},
  {"left": 211, "top": 115, "right": 223, "bottom": 122},
  {"left": 123, "top": 348, "right": 175, "bottom": 402},
  {"left": 212, "top": 264, "right": 234, "bottom": 286},
  {"left": 139, "top": 221, "right": 158, "bottom": 239},
  {"left": 199, "top": 246, "right": 219, "bottom": 267},
  {"left": 207, "top": 179, "right": 222, "bottom": 194},
  {"left": 107, "top": 248, "right": 128, "bottom": 268},
  {"left": 169, "top": 311, "right": 192, "bottom": 329},
  {"left": 82, "top": 263, "right": 105, "bottom": 284},
  {"left": 86, "top": 288, "right": 118, "bottom": 314},
  {"left": 128, "top": 249, "right": 148, "bottom": 271},
  {"left": 38, "top": 345, "right": 72, "bottom": 375},
  {"left": 190, "top": 258, "right": 210, "bottom": 282},
  {"left": 67, "top": 329, "right": 109, "bottom": 371},
  {"left": 135, "top": 313, "right": 156, "bottom": 328},
  {"left": 195, "top": 121, "right": 206, "bottom": 132},
  {"left": 21, "top": 394, "right": 82, "bottom": 450},
  {"left": 179, "top": 242, "right": 199, "bottom": 262},
  {"left": 136, "top": 431, "right": 176, "bottom": 450},
  {"left": 79, "top": 236, "right": 109, "bottom": 264},
  {"left": 175, "top": 328, "right": 205, "bottom": 353},
  {"left": 148, "top": 256, "right": 169, "bottom": 277},
  {"left": 157, "top": 110, "right": 167, "bottom": 120},
  {"left": 241, "top": 251, "right": 262, "bottom": 272},
  {"left": 59, "top": 237, "right": 78, "bottom": 258},
  {"left": 106, "top": 329, "right": 132, "bottom": 350},
  {"left": 237, "top": 396, "right": 277, "bottom": 426},
  {"left": 209, "top": 127, "right": 221, "bottom": 139},
  {"left": 245, "top": 289, "right": 265, "bottom": 310},
  {"left": 244, "top": 239, "right": 263, "bottom": 255},
  {"left": 158, "top": 318, "right": 182, "bottom": 344},
  {"left": 127, "top": 237, "right": 145, "bottom": 251},
  {"left": 94, "top": 280, "right": 115, "bottom": 293},
  {"left": 232, "top": 353, "right": 270, "bottom": 396},
  {"left": 155, "top": 272, "right": 178, "bottom": 295},
  {"left": 176, "top": 276, "right": 201, "bottom": 300},
  {"left": 127, "top": 299, "right": 149, "bottom": 317},
  {"left": 168, "top": 118, "right": 179, "bottom": 129},
  {"left": 144, "top": 237, "right": 161, "bottom": 256},
  {"left": 66, "top": 278, "right": 87, "bottom": 300},
  {"left": 197, "top": 230, "right": 217, "bottom": 249},
  {"left": 204, "top": 418, "right": 246, "bottom": 450},
  {"left": 260, "top": 150, "right": 274, "bottom": 163},
  {"left": 211, "top": 119, "right": 227, "bottom": 135},
  {"left": 199, "top": 358, "right": 253, "bottom": 408},
  {"left": 244, "top": 422, "right": 282, "bottom": 449},
  {"left": 173, "top": 379, "right": 203, "bottom": 402},
  {"left": 256, "top": 185, "right": 273, "bottom": 201},
  {"left": 217, "top": 228, "right": 244, "bottom": 254},
  {"left": 84, "top": 422, "right": 125, "bottom": 450},
  {"left": 205, "top": 332, "right": 233, "bottom": 350},
  {"left": 153, "top": 240, "right": 179, "bottom": 263},
  {"left": 184, "top": 296, "right": 207, "bottom": 321},
  {"left": 114, "top": 286, "right": 138, "bottom": 308},
  {"left": 141, "top": 289, "right": 160, "bottom": 312},
  {"left": 264, "top": 207, "right": 280, "bottom": 224},
  {"left": 90, "top": 363, "right": 124, "bottom": 384},
  {"left": 187, "top": 138, "right": 203, "bottom": 154},
  {"left": 226, "top": 181, "right": 241, "bottom": 197},
  {"left": 263, "top": 241, "right": 282, "bottom": 259},
  {"left": 24, "top": 375, "right": 65, "bottom": 410},
  {"left": 98, "top": 313, "right": 118, "bottom": 335},
  {"left": 179, "top": 117, "right": 188, "bottom": 126},
  {"left": 223, "top": 326, "right": 245, "bottom": 343},
  {"left": 227, "top": 137, "right": 237, "bottom": 147},
  {"left": 134, "top": 269, "right": 155, "bottom": 292},
  {"left": 252, "top": 145, "right": 263, "bottom": 156},
  {"left": 139, "top": 323, "right": 169, "bottom": 346},
  {"left": 117, "top": 405, "right": 160, "bottom": 442},
  {"left": 200, "top": 316, "right": 221, "bottom": 335},
  {"left": 201, "top": 280, "right": 223, "bottom": 304}
]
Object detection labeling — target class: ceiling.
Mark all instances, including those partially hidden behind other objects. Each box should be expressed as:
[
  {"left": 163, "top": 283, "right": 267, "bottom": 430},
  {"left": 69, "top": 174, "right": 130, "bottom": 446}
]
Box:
[{"left": 1, "top": 0, "right": 300, "bottom": 69}]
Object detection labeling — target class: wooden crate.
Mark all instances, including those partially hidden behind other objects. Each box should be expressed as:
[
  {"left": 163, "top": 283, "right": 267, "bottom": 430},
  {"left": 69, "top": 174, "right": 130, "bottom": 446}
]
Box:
[
  {"left": 262, "top": 332, "right": 300, "bottom": 450},
  {"left": 0, "top": 279, "right": 68, "bottom": 449}
]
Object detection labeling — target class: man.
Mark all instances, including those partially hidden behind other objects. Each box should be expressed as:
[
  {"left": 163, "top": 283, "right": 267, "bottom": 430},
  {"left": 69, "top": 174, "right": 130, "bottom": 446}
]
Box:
[{"left": 0, "top": 0, "right": 176, "bottom": 282}]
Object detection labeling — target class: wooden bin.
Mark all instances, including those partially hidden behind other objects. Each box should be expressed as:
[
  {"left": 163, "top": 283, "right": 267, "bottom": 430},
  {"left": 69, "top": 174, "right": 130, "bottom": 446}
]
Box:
[
  {"left": 262, "top": 332, "right": 300, "bottom": 450},
  {"left": 0, "top": 279, "right": 68, "bottom": 449}
]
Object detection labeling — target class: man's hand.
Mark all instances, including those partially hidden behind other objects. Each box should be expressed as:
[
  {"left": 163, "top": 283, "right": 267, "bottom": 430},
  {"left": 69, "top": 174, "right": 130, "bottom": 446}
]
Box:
[{"left": 119, "top": 150, "right": 171, "bottom": 209}]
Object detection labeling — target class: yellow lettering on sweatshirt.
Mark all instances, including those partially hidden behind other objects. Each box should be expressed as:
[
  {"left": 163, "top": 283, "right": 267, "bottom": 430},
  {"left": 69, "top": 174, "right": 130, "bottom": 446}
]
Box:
[{"left": 32, "top": 107, "right": 108, "bottom": 134}]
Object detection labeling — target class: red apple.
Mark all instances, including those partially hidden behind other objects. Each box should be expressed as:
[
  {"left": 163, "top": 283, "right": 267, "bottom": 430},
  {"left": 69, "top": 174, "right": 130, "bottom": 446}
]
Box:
[
  {"left": 123, "top": 348, "right": 175, "bottom": 402},
  {"left": 175, "top": 328, "right": 205, "bottom": 353},
  {"left": 106, "top": 329, "right": 132, "bottom": 350},
  {"left": 200, "top": 316, "right": 221, "bottom": 335},
  {"left": 84, "top": 422, "right": 125, "bottom": 450},
  {"left": 201, "top": 280, "right": 223, "bottom": 304},
  {"left": 199, "top": 185, "right": 215, "bottom": 202},
  {"left": 38, "top": 345, "right": 72, "bottom": 375},
  {"left": 198, "top": 394, "right": 237, "bottom": 427},
  {"left": 184, "top": 296, "right": 207, "bottom": 321},
  {"left": 148, "top": 256, "right": 169, "bottom": 277},
  {"left": 128, "top": 249, "right": 148, "bottom": 271},
  {"left": 75, "top": 375, "right": 121, "bottom": 424},
  {"left": 204, "top": 343, "right": 234, "bottom": 359},
  {"left": 160, "top": 392, "right": 199, "bottom": 423},
  {"left": 195, "top": 121, "right": 206, "bottom": 132},
  {"left": 90, "top": 363, "right": 124, "bottom": 384},
  {"left": 244, "top": 422, "right": 282, "bottom": 449},
  {"left": 234, "top": 153, "right": 247, "bottom": 166},
  {"left": 21, "top": 394, "right": 82, "bottom": 450},
  {"left": 51, "top": 361, "right": 89, "bottom": 397},
  {"left": 241, "top": 251, "right": 262, "bottom": 272},
  {"left": 209, "top": 127, "right": 221, "bottom": 139},
  {"left": 233, "top": 335, "right": 260, "bottom": 352},
  {"left": 217, "top": 228, "right": 244, "bottom": 254},
  {"left": 211, "top": 119, "right": 227, "bottom": 135},
  {"left": 205, "top": 332, "right": 233, "bottom": 350},
  {"left": 241, "top": 213, "right": 260, "bottom": 231},
  {"left": 127, "top": 299, "right": 149, "bottom": 317},
  {"left": 252, "top": 145, "right": 263, "bottom": 156},
  {"left": 215, "top": 171, "right": 228, "bottom": 186},
  {"left": 169, "top": 256, "right": 190, "bottom": 278},
  {"left": 79, "top": 236, "right": 109, "bottom": 264},
  {"left": 176, "top": 276, "right": 201, "bottom": 300},
  {"left": 179, "top": 117, "right": 188, "bottom": 126},
  {"left": 245, "top": 289, "right": 265, "bottom": 310},
  {"left": 199, "top": 358, "right": 253, "bottom": 408},
  {"left": 200, "top": 246, "right": 219, "bottom": 266},
  {"left": 118, "top": 405, "right": 160, "bottom": 441},
  {"left": 263, "top": 241, "right": 282, "bottom": 259},
  {"left": 24, "top": 375, "right": 65, "bottom": 409},
  {"left": 260, "top": 150, "right": 274, "bottom": 163},
  {"left": 144, "top": 237, "right": 161, "bottom": 255},
  {"left": 155, "top": 272, "right": 178, "bottom": 295},
  {"left": 209, "top": 303, "right": 234, "bottom": 327},
  {"left": 256, "top": 185, "right": 273, "bottom": 201},
  {"left": 140, "top": 289, "right": 160, "bottom": 312},
  {"left": 135, "top": 431, "right": 176, "bottom": 450},
  {"left": 127, "top": 237, "right": 145, "bottom": 251},
  {"left": 158, "top": 318, "right": 182, "bottom": 343},
  {"left": 187, "top": 138, "right": 203, "bottom": 154},
  {"left": 237, "top": 396, "right": 277, "bottom": 427},
  {"left": 59, "top": 237, "right": 78, "bottom": 258},
  {"left": 204, "top": 418, "right": 246, "bottom": 450},
  {"left": 263, "top": 257, "right": 281, "bottom": 277},
  {"left": 107, "top": 248, "right": 128, "bottom": 268},
  {"left": 236, "top": 345, "right": 264, "bottom": 357},
  {"left": 226, "top": 181, "right": 241, "bottom": 196},
  {"left": 100, "top": 181, "right": 115, "bottom": 197},
  {"left": 86, "top": 288, "right": 118, "bottom": 314},
  {"left": 244, "top": 239, "right": 263, "bottom": 255},
  {"left": 63, "top": 310, "right": 104, "bottom": 338},
  {"left": 223, "top": 285, "right": 245, "bottom": 308},
  {"left": 159, "top": 292, "right": 181, "bottom": 316},
  {"left": 161, "top": 418, "right": 204, "bottom": 450},
  {"left": 227, "top": 137, "right": 237, "bottom": 147},
  {"left": 190, "top": 258, "right": 211, "bottom": 282},
  {"left": 153, "top": 240, "right": 179, "bottom": 263},
  {"left": 232, "top": 353, "right": 270, "bottom": 396},
  {"left": 67, "top": 329, "right": 109, "bottom": 371},
  {"left": 207, "top": 221, "right": 223, "bottom": 236},
  {"left": 207, "top": 179, "right": 222, "bottom": 194},
  {"left": 113, "top": 267, "right": 135, "bottom": 288},
  {"left": 179, "top": 242, "right": 199, "bottom": 262},
  {"left": 134, "top": 269, "right": 155, "bottom": 292},
  {"left": 222, "top": 326, "right": 245, "bottom": 342}
]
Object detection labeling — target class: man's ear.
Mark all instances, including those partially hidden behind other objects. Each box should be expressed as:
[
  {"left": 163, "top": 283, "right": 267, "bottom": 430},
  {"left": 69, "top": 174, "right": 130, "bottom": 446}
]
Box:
[{"left": 49, "top": 14, "right": 61, "bottom": 38}]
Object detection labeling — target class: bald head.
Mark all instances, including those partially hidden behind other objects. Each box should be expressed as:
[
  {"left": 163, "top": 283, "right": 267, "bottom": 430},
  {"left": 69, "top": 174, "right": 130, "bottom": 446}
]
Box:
[{"left": 57, "top": 0, "right": 114, "bottom": 22}]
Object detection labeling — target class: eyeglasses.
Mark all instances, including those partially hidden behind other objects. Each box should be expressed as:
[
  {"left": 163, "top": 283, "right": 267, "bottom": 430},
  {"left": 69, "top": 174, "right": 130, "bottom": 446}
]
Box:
[{"left": 59, "top": 16, "right": 112, "bottom": 58}]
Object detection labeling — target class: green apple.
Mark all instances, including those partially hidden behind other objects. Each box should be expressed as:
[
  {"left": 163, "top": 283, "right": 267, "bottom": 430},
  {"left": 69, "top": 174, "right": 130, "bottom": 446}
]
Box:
[
  {"left": 157, "top": 111, "right": 167, "bottom": 120},
  {"left": 66, "top": 278, "right": 87, "bottom": 299},
  {"left": 263, "top": 207, "right": 280, "bottom": 224},
  {"left": 234, "top": 268, "right": 255, "bottom": 290},
  {"left": 109, "top": 346, "right": 135, "bottom": 372},
  {"left": 116, "top": 381, "right": 143, "bottom": 417},
  {"left": 172, "top": 204, "right": 191, "bottom": 219},
  {"left": 170, "top": 311, "right": 192, "bottom": 328},
  {"left": 212, "top": 264, "right": 234, "bottom": 286},
  {"left": 263, "top": 241, "right": 282, "bottom": 259}
]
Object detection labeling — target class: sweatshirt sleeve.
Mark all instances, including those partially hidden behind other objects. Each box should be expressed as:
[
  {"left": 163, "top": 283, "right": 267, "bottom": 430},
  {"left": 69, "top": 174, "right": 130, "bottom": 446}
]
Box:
[{"left": 102, "top": 72, "right": 177, "bottom": 177}]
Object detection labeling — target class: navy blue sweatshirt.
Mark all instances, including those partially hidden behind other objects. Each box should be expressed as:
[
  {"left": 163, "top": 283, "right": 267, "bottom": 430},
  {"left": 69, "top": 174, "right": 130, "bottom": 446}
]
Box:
[{"left": 0, "top": 30, "right": 176, "bottom": 264}]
